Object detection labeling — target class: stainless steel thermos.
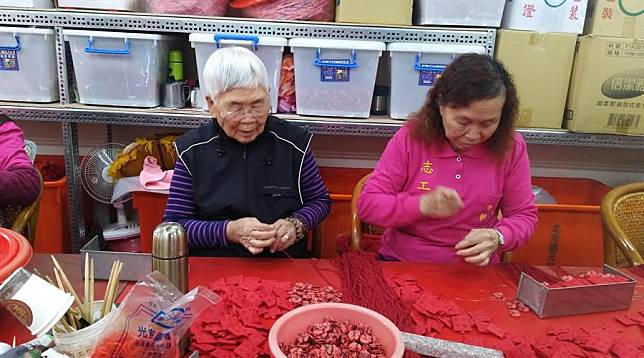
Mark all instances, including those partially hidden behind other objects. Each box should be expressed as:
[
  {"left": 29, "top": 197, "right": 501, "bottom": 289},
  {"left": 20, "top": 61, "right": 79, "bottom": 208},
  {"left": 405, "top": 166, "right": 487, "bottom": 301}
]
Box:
[{"left": 152, "top": 222, "right": 188, "bottom": 293}]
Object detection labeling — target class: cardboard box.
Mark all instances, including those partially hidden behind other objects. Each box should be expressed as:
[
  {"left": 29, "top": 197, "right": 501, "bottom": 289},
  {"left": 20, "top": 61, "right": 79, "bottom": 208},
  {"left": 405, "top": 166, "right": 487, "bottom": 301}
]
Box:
[
  {"left": 565, "top": 35, "right": 644, "bottom": 135},
  {"left": 336, "top": 0, "right": 413, "bottom": 26},
  {"left": 415, "top": 0, "right": 506, "bottom": 27},
  {"left": 495, "top": 30, "right": 578, "bottom": 129},
  {"left": 584, "top": 0, "right": 644, "bottom": 38},
  {"left": 502, "top": 0, "right": 589, "bottom": 33}
]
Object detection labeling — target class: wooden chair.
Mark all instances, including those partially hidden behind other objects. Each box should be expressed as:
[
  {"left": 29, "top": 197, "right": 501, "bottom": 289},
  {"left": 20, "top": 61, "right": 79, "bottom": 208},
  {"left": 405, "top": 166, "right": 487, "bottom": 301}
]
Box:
[
  {"left": 601, "top": 182, "right": 644, "bottom": 267},
  {"left": 349, "top": 172, "right": 512, "bottom": 262},
  {"left": 11, "top": 170, "right": 44, "bottom": 243},
  {"left": 349, "top": 172, "right": 382, "bottom": 251}
]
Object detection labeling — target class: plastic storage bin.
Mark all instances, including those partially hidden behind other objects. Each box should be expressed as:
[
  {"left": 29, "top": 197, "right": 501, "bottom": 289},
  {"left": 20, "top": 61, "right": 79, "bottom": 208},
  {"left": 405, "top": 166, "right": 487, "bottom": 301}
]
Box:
[
  {"left": 64, "top": 29, "right": 173, "bottom": 107},
  {"left": 512, "top": 177, "right": 612, "bottom": 267},
  {"left": 387, "top": 43, "right": 486, "bottom": 120},
  {"left": 415, "top": 0, "right": 506, "bottom": 26},
  {"left": 132, "top": 191, "right": 168, "bottom": 253},
  {"left": 189, "top": 34, "right": 287, "bottom": 112},
  {"left": 58, "top": 0, "right": 144, "bottom": 11},
  {"left": 0, "top": 27, "right": 58, "bottom": 103},
  {"left": 289, "top": 38, "right": 385, "bottom": 118},
  {"left": 33, "top": 177, "right": 70, "bottom": 254},
  {"left": 0, "top": 0, "right": 53, "bottom": 8}
]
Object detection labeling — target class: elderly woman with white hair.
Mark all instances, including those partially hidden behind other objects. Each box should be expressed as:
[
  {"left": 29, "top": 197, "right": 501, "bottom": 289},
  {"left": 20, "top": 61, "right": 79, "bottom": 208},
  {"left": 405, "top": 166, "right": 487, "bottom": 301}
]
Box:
[{"left": 163, "top": 47, "right": 332, "bottom": 257}]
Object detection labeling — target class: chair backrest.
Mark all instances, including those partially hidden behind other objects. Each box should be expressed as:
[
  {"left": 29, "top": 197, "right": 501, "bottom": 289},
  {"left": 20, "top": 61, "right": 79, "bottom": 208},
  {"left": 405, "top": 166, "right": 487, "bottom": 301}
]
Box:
[
  {"left": 24, "top": 140, "right": 37, "bottom": 163},
  {"left": 11, "top": 169, "right": 44, "bottom": 244},
  {"left": 350, "top": 173, "right": 378, "bottom": 250},
  {"left": 601, "top": 182, "right": 644, "bottom": 267}
]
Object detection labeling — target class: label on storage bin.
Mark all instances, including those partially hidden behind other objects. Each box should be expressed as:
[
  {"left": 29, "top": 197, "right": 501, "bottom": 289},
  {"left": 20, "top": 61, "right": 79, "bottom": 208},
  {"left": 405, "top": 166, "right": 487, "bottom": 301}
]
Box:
[
  {"left": 0, "top": 50, "right": 19, "bottom": 71},
  {"left": 320, "top": 59, "right": 351, "bottom": 82},
  {"left": 418, "top": 64, "right": 446, "bottom": 86}
]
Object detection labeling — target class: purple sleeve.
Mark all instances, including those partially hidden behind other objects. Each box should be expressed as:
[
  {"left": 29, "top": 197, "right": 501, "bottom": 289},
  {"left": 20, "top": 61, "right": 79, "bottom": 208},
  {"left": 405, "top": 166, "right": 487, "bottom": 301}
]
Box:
[
  {"left": 162, "top": 159, "right": 230, "bottom": 249},
  {"left": 495, "top": 135, "right": 538, "bottom": 252},
  {"left": 292, "top": 149, "right": 332, "bottom": 230},
  {"left": 0, "top": 166, "right": 40, "bottom": 207}
]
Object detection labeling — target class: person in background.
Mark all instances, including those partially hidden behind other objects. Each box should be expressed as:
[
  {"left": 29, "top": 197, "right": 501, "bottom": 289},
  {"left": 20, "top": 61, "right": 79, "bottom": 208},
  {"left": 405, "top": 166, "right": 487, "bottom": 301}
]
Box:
[
  {"left": 163, "top": 47, "right": 331, "bottom": 257},
  {"left": 358, "top": 54, "right": 537, "bottom": 265},
  {"left": 0, "top": 115, "right": 40, "bottom": 227}
]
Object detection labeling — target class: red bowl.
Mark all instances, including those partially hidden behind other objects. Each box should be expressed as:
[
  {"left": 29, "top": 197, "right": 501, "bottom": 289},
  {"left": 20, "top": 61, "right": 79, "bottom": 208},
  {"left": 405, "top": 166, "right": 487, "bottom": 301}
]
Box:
[
  {"left": 268, "top": 303, "right": 405, "bottom": 358},
  {"left": 0, "top": 228, "right": 33, "bottom": 283}
]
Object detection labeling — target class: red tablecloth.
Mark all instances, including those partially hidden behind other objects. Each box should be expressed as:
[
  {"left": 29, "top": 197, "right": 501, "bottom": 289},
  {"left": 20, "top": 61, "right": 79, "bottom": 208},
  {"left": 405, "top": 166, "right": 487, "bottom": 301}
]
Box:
[{"left": 2, "top": 255, "right": 643, "bottom": 348}]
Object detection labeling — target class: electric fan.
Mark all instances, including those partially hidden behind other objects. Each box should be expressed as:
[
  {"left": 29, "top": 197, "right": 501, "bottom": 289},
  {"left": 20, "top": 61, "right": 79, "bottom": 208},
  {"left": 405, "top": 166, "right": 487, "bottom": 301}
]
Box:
[{"left": 80, "top": 143, "right": 140, "bottom": 242}]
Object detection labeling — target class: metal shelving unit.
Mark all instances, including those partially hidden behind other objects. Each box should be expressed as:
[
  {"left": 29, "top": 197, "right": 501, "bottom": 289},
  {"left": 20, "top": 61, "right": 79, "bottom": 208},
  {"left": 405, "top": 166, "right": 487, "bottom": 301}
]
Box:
[
  {"left": 4, "top": 102, "right": 644, "bottom": 148},
  {"left": 0, "top": 8, "right": 496, "bottom": 51},
  {"left": 1, "top": 8, "right": 643, "bottom": 252}
]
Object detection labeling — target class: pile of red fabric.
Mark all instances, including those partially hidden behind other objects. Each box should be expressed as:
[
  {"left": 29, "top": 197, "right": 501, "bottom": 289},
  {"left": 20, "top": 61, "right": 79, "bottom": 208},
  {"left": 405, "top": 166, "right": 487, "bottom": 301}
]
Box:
[
  {"left": 189, "top": 259, "right": 644, "bottom": 358},
  {"left": 545, "top": 270, "right": 630, "bottom": 288},
  {"left": 230, "top": 0, "right": 334, "bottom": 21}
]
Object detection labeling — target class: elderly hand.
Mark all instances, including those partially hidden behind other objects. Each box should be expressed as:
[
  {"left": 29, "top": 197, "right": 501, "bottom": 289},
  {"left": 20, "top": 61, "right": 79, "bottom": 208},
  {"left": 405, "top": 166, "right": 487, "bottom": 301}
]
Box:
[
  {"left": 226, "top": 217, "right": 276, "bottom": 255},
  {"left": 454, "top": 228, "right": 500, "bottom": 266},
  {"left": 269, "top": 219, "right": 297, "bottom": 253},
  {"left": 419, "top": 186, "right": 464, "bottom": 219}
]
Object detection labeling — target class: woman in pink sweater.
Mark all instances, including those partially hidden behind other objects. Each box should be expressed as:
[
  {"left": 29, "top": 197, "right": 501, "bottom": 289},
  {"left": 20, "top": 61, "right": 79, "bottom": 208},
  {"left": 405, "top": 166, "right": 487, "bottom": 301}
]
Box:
[
  {"left": 358, "top": 54, "right": 537, "bottom": 265},
  {"left": 0, "top": 116, "right": 40, "bottom": 209}
]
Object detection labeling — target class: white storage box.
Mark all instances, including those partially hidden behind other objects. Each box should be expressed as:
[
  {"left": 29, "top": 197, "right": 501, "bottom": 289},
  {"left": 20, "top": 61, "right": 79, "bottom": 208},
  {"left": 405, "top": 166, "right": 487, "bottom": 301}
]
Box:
[
  {"left": 289, "top": 38, "right": 385, "bottom": 118},
  {"left": 58, "top": 0, "right": 144, "bottom": 11},
  {"left": 388, "top": 43, "right": 486, "bottom": 120},
  {"left": 502, "top": 0, "right": 589, "bottom": 33},
  {"left": 189, "top": 33, "right": 287, "bottom": 112},
  {"left": 0, "top": 0, "right": 53, "bottom": 8},
  {"left": 415, "top": 0, "right": 506, "bottom": 26},
  {"left": 64, "top": 30, "right": 173, "bottom": 108},
  {"left": 0, "top": 27, "right": 58, "bottom": 103}
]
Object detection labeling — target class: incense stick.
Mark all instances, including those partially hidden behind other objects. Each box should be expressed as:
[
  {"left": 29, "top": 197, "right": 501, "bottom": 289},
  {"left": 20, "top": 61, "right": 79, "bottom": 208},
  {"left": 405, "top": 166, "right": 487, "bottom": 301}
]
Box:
[
  {"left": 51, "top": 256, "right": 84, "bottom": 317},
  {"left": 89, "top": 258, "right": 95, "bottom": 324}
]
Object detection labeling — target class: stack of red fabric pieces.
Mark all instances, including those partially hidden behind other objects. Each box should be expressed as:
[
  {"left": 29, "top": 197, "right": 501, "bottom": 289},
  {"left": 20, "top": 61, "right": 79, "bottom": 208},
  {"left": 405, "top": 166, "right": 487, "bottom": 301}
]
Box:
[{"left": 546, "top": 270, "right": 630, "bottom": 288}]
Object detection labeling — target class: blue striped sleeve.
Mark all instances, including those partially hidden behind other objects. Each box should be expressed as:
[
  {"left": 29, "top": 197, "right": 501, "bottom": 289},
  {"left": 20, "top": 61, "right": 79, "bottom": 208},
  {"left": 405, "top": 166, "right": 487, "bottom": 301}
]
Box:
[
  {"left": 163, "top": 159, "right": 230, "bottom": 249},
  {"left": 292, "top": 148, "right": 332, "bottom": 230}
]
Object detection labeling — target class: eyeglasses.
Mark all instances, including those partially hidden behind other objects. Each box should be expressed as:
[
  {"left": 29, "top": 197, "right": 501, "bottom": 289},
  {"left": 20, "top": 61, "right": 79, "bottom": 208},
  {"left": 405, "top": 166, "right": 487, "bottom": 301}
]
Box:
[{"left": 220, "top": 102, "right": 270, "bottom": 122}]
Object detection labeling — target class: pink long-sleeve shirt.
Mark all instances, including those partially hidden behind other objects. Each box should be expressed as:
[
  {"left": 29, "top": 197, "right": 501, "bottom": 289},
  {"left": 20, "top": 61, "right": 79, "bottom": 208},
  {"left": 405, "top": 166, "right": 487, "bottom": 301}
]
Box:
[
  {"left": 0, "top": 119, "right": 40, "bottom": 206},
  {"left": 358, "top": 124, "right": 537, "bottom": 263}
]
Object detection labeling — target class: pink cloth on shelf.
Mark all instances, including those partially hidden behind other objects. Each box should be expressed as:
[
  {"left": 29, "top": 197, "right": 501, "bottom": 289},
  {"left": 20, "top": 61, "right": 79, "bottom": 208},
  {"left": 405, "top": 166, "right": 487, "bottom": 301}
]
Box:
[{"left": 139, "top": 156, "right": 174, "bottom": 190}]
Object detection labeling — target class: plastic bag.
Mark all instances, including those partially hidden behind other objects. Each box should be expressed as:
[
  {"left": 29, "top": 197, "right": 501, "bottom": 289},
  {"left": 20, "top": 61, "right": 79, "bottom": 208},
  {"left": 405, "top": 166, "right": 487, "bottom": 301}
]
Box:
[
  {"left": 91, "top": 272, "right": 219, "bottom": 358},
  {"left": 235, "top": 0, "right": 334, "bottom": 21},
  {"left": 532, "top": 185, "right": 556, "bottom": 204},
  {"left": 145, "top": 0, "right": 229, "bottom": 17},
  {"left": 278, "top": 54, "right": 296, "bottom": 113}
]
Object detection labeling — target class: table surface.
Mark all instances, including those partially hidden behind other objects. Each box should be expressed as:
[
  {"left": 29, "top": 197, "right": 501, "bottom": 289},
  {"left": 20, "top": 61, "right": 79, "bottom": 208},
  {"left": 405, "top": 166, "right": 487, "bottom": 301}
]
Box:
[{"left": 2, "top": 254, "right": 642, "bottom": 348}]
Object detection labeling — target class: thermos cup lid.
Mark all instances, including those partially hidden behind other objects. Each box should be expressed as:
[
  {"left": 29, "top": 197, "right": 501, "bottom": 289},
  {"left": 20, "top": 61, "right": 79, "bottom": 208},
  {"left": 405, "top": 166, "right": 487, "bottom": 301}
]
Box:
[{"left": 152, "top": 222, "right": 188, "bottom": 259}]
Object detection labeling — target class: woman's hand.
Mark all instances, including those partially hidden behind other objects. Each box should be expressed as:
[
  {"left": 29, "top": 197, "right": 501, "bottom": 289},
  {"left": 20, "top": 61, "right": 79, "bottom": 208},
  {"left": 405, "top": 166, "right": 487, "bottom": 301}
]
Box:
[
  {"left": 419, "top": 186, "right": 464, "bottom": 219},
  {"left": 269, "top": 219, "right": 297, "bottom": 253},
  {"left": 226, "top": 217, "right": 276, "bottom": 255},
  {"left": 454, "top": 228, "right": 500, "bottom": 266}
]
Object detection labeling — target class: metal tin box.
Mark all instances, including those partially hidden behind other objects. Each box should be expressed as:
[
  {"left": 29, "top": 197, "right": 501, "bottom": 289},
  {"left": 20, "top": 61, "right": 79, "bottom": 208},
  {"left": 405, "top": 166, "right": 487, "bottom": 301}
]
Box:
[
  {"left": 80, "top": 236, "right": 151, "bottom": 281},
  {"left": 517, "top": 265, "right": 636, "bottom": 318}
]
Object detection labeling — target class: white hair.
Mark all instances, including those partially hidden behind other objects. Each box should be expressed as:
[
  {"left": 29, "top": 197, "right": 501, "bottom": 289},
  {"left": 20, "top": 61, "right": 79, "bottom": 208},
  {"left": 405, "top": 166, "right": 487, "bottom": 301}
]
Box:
[{"left": 202, "top": 46, "right": 269, "bottom": 100}]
